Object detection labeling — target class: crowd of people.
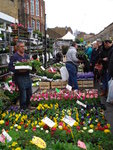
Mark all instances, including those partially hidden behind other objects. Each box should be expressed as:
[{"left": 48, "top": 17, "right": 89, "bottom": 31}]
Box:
[{"left": 65, "top": 38, "right": 113, "bottom": 105}]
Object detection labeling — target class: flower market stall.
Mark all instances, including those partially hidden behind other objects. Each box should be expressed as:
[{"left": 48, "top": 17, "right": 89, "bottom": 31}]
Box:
[{"left": 0, "top": 87, "right": 113, "bottom": 149}]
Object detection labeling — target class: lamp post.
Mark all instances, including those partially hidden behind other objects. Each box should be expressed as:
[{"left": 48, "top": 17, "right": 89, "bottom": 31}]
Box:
[{"left": 44, "top": 14, "right": 47, "bottom": 68}]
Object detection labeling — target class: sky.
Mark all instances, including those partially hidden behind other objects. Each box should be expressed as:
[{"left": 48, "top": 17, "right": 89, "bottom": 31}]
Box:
[{"left": 45, "top": 0, "right": 113, "bottom": 34}]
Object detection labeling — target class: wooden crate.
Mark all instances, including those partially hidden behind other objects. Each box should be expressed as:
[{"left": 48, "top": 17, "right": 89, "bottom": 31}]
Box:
[
  {"left": 78, "top": 80, "right": 83, "bottom": 85},
  {"left": 39, "top": 82, "right": 50, "bottom": 90},
  {"left": 51, "top": 81, "right": 67, "bottom": 89}
]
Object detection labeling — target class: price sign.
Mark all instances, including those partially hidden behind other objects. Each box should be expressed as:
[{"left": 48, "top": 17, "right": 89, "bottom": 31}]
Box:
[
  {"left": 31, "top": 136, "right": 46, "bottom": 149},
  {"left": 66, "top": 84, "right": 72, "bottom": 91},
  {"left": 76, "top": 100, "right": 87, "bottom": 108},
  {"left": 41, "top": 66, "right": 45, "bottom": 71},
  {"left": 63, "top": 115, "right": 76, "bottom": 127},
  {"left": 2, "top": 129, "right": 12, "bottom": 142},
  {"left": 42, "top": 117, "right": 55, "bottom": 128}
]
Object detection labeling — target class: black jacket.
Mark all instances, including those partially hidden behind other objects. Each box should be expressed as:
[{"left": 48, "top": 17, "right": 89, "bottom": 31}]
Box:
[{"left": 108, "top": 45, "right": 113, "bottom": 77}]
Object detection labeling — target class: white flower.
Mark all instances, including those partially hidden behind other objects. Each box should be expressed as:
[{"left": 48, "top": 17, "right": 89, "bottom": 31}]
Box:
[
  {"left": 36, "top": 125, "right": 40, "bottom": 128},
  {"left": 40, "top": 128, "right": 43, "bottom": 130},
  {"left": 83, "top": 127, "right": 87, "bottom": 130},
  {"left": 88, "top": 129, "right": 94, "bottom": 133},
  {"left": 14, "top": 124, "right": 18, "bottom": 127},
  {"left": 45, "top": 130, "right": 49, "bottom": 133}
]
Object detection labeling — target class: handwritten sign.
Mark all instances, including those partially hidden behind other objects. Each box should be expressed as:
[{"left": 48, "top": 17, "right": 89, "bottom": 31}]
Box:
[
  {"left": 76, "top": 100, "right": 87, "bottom": 108},
  {"left": 0, "top": 134, "right": 5, "bottom": 143},
  {"left": 77, "top": 140, "right": 86, "bottom": 149},
  {"left": 31, "top": 136, "right": 46, "bottom": 149},
  {"left": 41, "top": 66, "right": 45, "bottom": 71},
  {"left": 2, "top": 129, "right": 12, "bottom": 142},
  {"left": 63, "top": 115, "right": 76, "bottom": 127},
  {"left": 66, "top": 84, "right": 72, "bottom": 91},
  {"left": 4, "top": 83, "right": 11, "bottom": 91},
  {"left": 42, "top": 117, "right": 55, "bottom": 128}
]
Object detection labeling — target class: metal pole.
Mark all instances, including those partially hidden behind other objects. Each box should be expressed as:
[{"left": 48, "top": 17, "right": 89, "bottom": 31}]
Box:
[{"left": 44, "top": 14, "right": 47, "bottom": 68}]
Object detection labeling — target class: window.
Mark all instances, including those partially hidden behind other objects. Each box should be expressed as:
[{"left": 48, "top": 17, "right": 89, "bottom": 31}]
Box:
[
  {"left": 37, "top": 20, "right": 40, "bottom": 31},
  {"left": 36, "top": 0, "right": 39, "bottom": 16},
  {"left": 30, "top": 0, "right": 34, "bottom": 15},
  {"left": 32, "top": 19, "right": 35, "bottom": 30},
  {"left": 26, "top": 1, "right": 29, "bottom": 14},
  {"left": 41, "top": 0, "right": 43, "bottom": 17}
]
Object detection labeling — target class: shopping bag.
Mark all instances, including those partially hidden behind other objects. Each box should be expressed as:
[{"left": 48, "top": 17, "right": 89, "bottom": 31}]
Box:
[
  {"left": 107, "top": 79, "right": 113, "bottom": 103},
  {"left": 60, "top": 66, "right": 69, "bottom": 81}
]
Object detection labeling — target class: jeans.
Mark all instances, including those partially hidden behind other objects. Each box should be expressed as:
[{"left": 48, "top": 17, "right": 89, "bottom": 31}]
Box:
[
  {"left": 66, "top": 62, "right": 78, "bottom": 90},
  {"left": 101, "top": 70, "right": 110, "bottom": 91},
  {"left": 15, "top": 75, "right": 32, "bottom": 109}
]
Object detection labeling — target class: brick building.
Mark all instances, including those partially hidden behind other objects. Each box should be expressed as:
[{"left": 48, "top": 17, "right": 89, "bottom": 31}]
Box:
[
  {"left": 18, "top": 0, "right": 45, "bottom": 34},
  {"left": 0, "top": 0, "right": 18, "bottom": 24}
]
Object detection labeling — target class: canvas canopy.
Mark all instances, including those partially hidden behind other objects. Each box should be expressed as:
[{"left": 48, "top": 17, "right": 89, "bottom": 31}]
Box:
[{"left": 61, "top": 31, "right": 75, "bottom": 41}]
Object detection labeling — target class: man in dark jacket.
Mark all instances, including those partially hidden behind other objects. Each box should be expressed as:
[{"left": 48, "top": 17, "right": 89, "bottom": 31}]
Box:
[
  {"left": 99, "top": 40, "right": 113, "bottom": 96},
  {"left": 9, "top": 41, "right": 32, "bottom": 110}
]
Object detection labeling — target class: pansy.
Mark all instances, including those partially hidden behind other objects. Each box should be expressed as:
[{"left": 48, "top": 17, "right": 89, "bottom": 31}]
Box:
[
  {"left": 12, "top": 142, "right": 17, "bottom": 147},
  {"left": 88, "top": 129, "right": 94, "bottom": 133},
  {"left": 0, "top": 120, "right": 4, "bottom": 124}
]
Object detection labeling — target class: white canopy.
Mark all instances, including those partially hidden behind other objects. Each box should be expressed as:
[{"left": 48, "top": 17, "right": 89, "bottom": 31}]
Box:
[{"left": 61, "top": 31, "right": 75, "bottom": 41}]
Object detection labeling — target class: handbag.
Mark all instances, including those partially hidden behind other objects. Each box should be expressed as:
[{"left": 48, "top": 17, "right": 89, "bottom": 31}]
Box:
[{"left": 94, "top": 63, "right": 103, "bottom": 71}]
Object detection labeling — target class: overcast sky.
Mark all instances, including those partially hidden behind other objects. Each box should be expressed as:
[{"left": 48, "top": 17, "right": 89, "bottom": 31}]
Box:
[{"left": 45, "top": 0, "right": 113, "bottom": 34}]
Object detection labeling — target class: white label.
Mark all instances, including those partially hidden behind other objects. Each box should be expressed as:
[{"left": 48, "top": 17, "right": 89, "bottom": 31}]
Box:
[
  {"left": 42, "top": 117, "right": 55, "bottom": 128},
  {"left": 66, "top": 84, "right": 72, "bottom": 91},
  {"left": 41, "top": 66, "right": 45, "bottom": 71},
  {"left": 50, "top": 67, "right": 54, "bottom": 72},
  {"left": 76, "top": 100, "right": 87, "bottom": 108},
  {"left": 4, "top": 83, "right": 11, "bottom": 91},
  {"left": 2, "top": 129, "right": 12, "bottom": 142},
  {"left": 63, "top": 115, "right": 76, "bottom": 127}
]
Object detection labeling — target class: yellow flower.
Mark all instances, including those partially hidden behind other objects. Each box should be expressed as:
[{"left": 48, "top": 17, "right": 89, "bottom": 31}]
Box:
[
  {"left": 2, "top": 113, "right": 6, "bottom": 118},
  {"left": 53, "top": 123, "right": 58, "bottom": 128},
  {"left": 35, "top": 121, "right": 37, "bottom": 125},
  {"left": 73, "top": 121, "right": 79, "bottom": 126},
  {"left": 12, "top": 142, "right": 17, "bottom": 147},
  {"left": 90, "top": 124, "right": 94, "bottom": 129},
  {"left": 58, "top": 125, "right": 63, "bottom": 130},
  {"left": 17, "top": 125, "right": 21, "bottom": 129},
  {"left": 83, "top": 127, "right": 87, "bottom": 130},
  {"left": 107, "top": 124, "right": 110, "bottom": 128},
  {"left": 15, "top": 147, "right": 21, "bottom": 150},
  {"left": 104, "top": 129, "right": 110, "bottom": 133},
  {"left": 10, "top": 126, "right": 13, "bottom": 129},
  {"left": 25, "top": 130, "right": 28, "bottom": 133},
  {"left": 0, "top": 120, "right": 4, "bottom": 124}
]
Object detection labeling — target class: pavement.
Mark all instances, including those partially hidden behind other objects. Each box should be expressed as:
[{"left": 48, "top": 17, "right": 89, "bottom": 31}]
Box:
[{"left": 101, "top": 96, "right": 113, "bottom": 134}]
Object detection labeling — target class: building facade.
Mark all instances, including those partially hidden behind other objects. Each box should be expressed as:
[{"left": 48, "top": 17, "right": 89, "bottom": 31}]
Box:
[
  {"left": 0, "top": 0, "right": 18, "bottom": 21},
  {"left": 18, "top": 0, "right": 45, "bottom": 34}
]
